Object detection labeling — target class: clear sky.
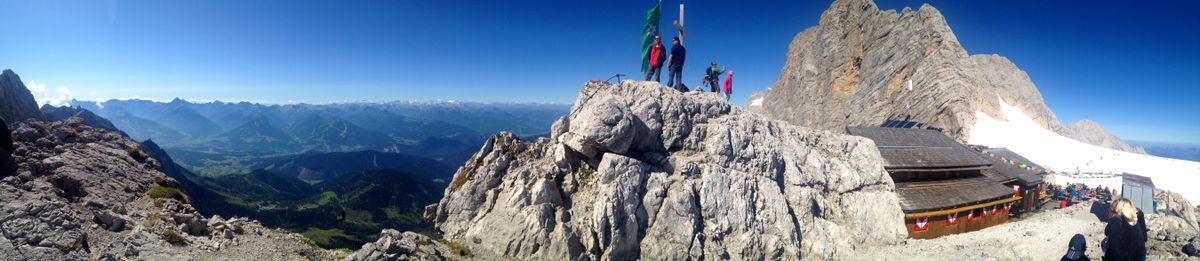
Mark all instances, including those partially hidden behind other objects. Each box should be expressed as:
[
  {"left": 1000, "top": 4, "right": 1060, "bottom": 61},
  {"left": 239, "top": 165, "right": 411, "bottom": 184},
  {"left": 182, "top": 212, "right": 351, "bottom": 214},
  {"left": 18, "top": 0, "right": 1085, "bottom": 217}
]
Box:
[{"left": 1, "top": 0, "right": 1197, "bottom": 144}]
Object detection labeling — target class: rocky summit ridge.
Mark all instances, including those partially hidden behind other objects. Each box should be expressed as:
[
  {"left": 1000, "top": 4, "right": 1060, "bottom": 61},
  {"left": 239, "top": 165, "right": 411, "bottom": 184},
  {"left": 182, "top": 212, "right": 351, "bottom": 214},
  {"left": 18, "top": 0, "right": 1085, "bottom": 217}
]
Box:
[
  {"left": 426, "top": 80, "right": 907, "bottom": 260},
  {"left": 747, "top": 0, "right": 1117, "bottom": 147},
  {"left": 1060, "top": 119, "right": 1148, "bottom": 154}
]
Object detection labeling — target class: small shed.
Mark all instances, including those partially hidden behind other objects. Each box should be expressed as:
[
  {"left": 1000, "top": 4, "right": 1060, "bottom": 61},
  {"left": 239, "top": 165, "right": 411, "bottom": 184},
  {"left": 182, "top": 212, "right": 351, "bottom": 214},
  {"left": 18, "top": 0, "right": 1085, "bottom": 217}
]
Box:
[{"left": 1121, "top": 173, "right": 1155, "bottom": 212}]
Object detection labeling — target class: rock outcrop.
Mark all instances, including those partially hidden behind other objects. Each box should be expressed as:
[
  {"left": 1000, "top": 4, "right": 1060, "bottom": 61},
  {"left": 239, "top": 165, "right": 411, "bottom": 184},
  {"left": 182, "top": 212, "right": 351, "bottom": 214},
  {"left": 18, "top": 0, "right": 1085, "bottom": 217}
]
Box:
[
  {"left": 746, "top": 0, "right": 1060, "bottom": 141},
  {"left": 0, "top": 69, "right": 44, "bottom": 123},
  {"left": 1060, "top": 119, "right": 1148, "bottom": 154},
  {"left": 427, "top": 81, "right": 906, "bottom": 260},
  {"left": 41, "top": 104, "right": 123, "bottom": 134},
  {"left": 348, "top": 229, "right": 447, "bottom": 261},
  {"left": 0, "top": 118, "right": 342, "bottom": 260}
]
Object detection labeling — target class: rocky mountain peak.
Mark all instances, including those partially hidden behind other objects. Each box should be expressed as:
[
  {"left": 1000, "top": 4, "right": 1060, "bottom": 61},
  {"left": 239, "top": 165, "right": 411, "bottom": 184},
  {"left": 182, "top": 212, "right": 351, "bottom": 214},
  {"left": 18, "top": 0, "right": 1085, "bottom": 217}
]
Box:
[
  {"left": 0, "top": 69, "right": 44, "bottom": 123},
  {"left": 1060, "top": 119, "right": 1148, "bottom": 154},
  {"left": 748, "top": 0, "right": 1059, "bottom": 142},
  {"left": 426, "top": 80, "right": 906, "bottom": 259}
]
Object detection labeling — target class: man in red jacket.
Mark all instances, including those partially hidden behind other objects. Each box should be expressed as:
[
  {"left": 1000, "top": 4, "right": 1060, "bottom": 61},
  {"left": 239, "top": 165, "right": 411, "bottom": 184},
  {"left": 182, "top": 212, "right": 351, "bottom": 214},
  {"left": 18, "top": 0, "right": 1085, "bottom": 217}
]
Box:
[{"left": 645, "top": 35, "right": 666, "bottom": 82}]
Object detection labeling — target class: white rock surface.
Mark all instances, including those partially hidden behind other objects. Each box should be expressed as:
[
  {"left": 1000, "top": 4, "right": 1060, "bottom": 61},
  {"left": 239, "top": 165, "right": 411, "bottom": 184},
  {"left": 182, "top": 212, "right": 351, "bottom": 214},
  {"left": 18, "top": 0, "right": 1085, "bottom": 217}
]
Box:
[{"left": 428, "top": 80, "right": 907, "bottom": 260}]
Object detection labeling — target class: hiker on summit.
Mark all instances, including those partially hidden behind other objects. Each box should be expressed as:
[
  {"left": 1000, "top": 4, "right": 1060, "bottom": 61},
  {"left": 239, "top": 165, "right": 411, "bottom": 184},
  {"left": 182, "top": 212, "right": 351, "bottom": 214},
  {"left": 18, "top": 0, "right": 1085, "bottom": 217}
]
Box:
[
  {"left": 645, "top": 35, "right": 666, "bottom": 82},
  {"left": 706, "top": 60, "right": 726, "bottom": 93},
  {"left": 665, "top": 36, "right": 686, "bottom": 90},
  {"left": 723, "top": 71, "right": 734, "bottom": 101}
]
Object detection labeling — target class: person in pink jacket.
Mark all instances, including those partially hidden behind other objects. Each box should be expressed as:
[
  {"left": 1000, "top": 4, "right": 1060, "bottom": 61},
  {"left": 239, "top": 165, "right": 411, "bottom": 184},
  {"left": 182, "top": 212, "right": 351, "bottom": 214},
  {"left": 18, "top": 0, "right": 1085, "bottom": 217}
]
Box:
[{"left": 722, "top": 71, "right": 734, "bottom": 101}]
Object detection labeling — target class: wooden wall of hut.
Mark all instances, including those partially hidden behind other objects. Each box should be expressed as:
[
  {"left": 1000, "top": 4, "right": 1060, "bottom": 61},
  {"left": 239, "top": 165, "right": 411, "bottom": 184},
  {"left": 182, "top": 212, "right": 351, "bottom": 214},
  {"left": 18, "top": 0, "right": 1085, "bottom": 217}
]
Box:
[{"left": 904, "top": 206, "right": 1011, "bottom": 239}]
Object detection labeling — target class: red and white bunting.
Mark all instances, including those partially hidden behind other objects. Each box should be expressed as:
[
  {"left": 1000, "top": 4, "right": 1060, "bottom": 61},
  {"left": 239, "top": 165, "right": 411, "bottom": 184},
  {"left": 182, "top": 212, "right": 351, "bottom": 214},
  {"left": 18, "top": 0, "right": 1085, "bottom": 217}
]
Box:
[
  {"left": 946, "top": 212, "right": 959, "bottom": 225},
  {"left": 992, "top": 205, "right": 1001, "bottom": 215},
  {"left": 968, "top": 210, "right": 975, "bottom": 221},
  {"left": 914, "top": 216, "right": 928, "bottom": 231}
]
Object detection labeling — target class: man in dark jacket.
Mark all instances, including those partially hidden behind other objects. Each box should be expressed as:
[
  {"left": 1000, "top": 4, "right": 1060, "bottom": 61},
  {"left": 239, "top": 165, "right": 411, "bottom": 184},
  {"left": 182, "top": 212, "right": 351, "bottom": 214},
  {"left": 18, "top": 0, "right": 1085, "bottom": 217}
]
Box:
[
  {"left": 645, "top": 35, "right": 666, "bottom": 82},
  {"left": 665, "top": 36, "right": 686, "bottom": 90}
]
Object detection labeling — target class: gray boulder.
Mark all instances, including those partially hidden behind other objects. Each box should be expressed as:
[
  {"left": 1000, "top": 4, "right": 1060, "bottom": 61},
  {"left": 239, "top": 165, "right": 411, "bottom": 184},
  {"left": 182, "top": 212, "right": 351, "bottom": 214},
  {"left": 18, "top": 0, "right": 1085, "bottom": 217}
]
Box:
[
  {"left": 350, "top": 229, "right": 442, "bottom": 261},
  {"left": 427, "top": 80, "right": 906, "bottom": 260}
]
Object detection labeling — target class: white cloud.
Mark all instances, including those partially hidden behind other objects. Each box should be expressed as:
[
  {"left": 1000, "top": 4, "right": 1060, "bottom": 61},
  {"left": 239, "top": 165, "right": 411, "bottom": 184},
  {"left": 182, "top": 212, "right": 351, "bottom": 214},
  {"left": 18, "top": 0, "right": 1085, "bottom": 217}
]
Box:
[{"left": 26, "top": 80, "right": 73, "bottom": 107}]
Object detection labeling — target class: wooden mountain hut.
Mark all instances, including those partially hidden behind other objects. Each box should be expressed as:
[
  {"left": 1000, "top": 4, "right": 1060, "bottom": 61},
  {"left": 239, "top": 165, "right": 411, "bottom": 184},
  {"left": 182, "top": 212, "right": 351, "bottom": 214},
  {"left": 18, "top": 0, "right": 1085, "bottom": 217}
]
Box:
[
  {"left": 978, "top": 147, "right": 1047, "bottom": 217},
  {"left": 848, "top": 126, "right": 1018, "bottom": 239}
]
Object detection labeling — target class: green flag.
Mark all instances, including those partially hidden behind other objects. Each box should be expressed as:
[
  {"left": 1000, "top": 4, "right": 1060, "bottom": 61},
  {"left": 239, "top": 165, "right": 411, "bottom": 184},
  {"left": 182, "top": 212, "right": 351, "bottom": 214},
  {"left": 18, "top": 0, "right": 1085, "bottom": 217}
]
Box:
[{"left": 641, "top": 1, "right": 662, "bottom": 74}]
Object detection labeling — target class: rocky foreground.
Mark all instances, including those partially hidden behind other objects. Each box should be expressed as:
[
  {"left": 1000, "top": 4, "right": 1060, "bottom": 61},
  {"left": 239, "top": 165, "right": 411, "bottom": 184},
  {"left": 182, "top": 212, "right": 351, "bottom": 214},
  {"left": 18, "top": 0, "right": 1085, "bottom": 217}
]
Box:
[
  {"left": 0, "top": 118, "right": 348, "bottom": 260},
  {"left": 426, "top": 80, "right": 907, "bottom": 260},
  {"left": 0, "top": 118, "right": 464, "bottom": 261}
]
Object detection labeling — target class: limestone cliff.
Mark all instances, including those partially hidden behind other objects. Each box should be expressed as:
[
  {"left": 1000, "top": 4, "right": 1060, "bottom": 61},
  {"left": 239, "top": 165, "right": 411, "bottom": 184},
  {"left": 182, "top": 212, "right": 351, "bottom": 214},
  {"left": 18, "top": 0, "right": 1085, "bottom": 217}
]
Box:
[
  {"left": 0, "top": 69, "right": 44, "bottom": 123},
  {"left": 1060, "top": 119, "right": 1148, "bottom": 154},
  {"left": 746, "top": 0, "right": 1061, "bottom": 141},
  {"left": 427, "top": 81, "right": 906, "bottom": 260}
]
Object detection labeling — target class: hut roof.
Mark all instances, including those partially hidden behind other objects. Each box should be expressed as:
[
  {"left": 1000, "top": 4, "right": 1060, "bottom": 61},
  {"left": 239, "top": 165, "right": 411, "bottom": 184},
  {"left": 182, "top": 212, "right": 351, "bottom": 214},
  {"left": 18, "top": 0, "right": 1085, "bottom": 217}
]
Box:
[
  {"left": 982, "top": 148, "right": 1044, "bottom": 186},
  {"left": 894, "top": 177, "right": 1017, "bottom": 213},
  {"left": 847, "top": 127, "right": 991, "bottom": 171},
  {"left": 1122, "top": 173, "right": 1155, "bottom": 188}
]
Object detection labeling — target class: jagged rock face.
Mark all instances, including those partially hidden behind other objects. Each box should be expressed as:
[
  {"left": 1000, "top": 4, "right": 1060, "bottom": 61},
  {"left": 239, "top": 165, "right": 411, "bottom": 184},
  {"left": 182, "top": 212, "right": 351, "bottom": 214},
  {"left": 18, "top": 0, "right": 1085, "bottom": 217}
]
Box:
[
  {"left": 428, "top": 81, "right": 906, "bottom": 260},
  {"left": 0, "top": 69, "right": 44, "bottom": 123},
  {"left": 0, "top": 118, "right": 340, "bottom": 260},
  {"left": 747, "top": 0, "right": 1060, "bottom": 141},
  {"left": 1060, "top": 119, "right": 1148, "bottom": 154}
]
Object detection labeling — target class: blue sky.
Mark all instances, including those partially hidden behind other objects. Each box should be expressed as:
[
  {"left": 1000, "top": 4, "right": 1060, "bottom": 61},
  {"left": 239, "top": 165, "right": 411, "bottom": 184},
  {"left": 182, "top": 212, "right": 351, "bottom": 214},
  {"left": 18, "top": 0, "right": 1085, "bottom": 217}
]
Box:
[{"left": 1, "top": 0, "right": 1197, "bottom": 144}]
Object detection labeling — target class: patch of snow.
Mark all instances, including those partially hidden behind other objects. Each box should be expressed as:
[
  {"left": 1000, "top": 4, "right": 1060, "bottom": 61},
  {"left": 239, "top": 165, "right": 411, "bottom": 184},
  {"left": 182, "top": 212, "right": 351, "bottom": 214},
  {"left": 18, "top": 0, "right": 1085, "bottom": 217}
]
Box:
[
  {"left": 970, "top": 98, "right": 1200, "bottom": 204},
  {"left": 750, "top": 98, "right": 764, "bottom": 107}
]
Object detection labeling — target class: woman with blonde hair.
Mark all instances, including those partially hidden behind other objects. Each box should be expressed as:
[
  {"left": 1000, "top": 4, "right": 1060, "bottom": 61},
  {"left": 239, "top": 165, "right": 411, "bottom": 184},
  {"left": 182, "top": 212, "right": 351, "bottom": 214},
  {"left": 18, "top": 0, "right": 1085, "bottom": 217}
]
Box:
[{"left": 1102, "top": 198, "right": 1147, "bottom": 261}]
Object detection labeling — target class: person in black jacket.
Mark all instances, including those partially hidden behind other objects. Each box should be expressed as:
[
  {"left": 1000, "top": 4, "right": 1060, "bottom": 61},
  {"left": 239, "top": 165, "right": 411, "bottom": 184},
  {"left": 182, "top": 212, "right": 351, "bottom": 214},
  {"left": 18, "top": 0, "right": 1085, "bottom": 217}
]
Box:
[
  {"left": 1102, "top": 198, "right": 1147, "bottom": 261},
  {"left": 665, "top": 36, "right": 686, "bottom": 90}
]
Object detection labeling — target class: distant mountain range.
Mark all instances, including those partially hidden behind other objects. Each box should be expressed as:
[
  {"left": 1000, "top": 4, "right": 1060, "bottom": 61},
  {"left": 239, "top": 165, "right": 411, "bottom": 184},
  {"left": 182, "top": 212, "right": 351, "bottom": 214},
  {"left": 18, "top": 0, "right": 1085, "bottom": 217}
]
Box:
[
  {"left": 0, "top": 70, "right": 572, "bottom": 250},
  {"left": 73, "top": 98, "right": 569, "bottom": 176},
  {"left": 1129, "top": 140, "right": 1200, "bottom": 162}
]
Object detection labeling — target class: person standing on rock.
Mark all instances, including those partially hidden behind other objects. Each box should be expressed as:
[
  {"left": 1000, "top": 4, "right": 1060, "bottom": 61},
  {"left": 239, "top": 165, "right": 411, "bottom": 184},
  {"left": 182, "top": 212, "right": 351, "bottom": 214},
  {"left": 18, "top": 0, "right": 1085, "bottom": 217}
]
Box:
[
  {"left": 666, "top": 36, "right": 686, "bottom": 90},
  {"left": 706, "top": 60, "right": 726, "bottom": 93},
  {"left": 722, "top": 71, "right": 734, "bottom": 101},
  {"left": 1101, "top": 198, "right": 1147, "bottom": 261},
  {"left": 645, "top": 35, "right": 666, "bottom": 82}
]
